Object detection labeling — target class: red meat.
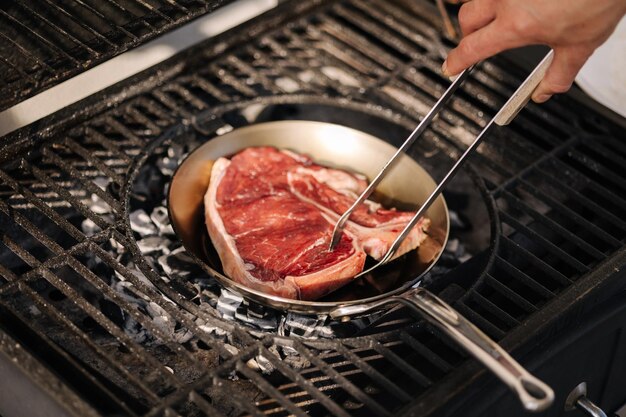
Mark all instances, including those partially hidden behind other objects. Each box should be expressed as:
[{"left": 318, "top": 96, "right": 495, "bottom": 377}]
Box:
[{"left": 204, "top": 147, "right": 429, "bottom": 300}]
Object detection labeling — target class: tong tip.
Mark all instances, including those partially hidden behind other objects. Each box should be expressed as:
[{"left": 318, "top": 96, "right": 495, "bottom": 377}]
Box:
[{"left": 328, "top": 228, "right": 342, "bottom": 251}]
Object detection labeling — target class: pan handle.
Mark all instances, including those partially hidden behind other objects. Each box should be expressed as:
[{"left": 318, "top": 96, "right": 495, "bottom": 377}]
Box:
[{"left": 330, "top": 287, "right": 555, "bottom": 412}]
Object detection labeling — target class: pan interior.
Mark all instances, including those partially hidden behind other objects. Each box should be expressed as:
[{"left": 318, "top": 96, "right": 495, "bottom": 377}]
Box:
[{"left": 168, "top": 121, "right": 449, "bottom": 311}]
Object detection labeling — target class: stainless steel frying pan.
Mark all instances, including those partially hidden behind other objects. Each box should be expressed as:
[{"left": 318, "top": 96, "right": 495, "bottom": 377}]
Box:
[{"left": 168, "top": 120, "right": 554, "bottom": 411}]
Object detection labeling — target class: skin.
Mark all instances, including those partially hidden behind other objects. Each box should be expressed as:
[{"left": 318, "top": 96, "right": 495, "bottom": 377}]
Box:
[{"left": 442, "top": 0, "right": 626, "bottom": 103}]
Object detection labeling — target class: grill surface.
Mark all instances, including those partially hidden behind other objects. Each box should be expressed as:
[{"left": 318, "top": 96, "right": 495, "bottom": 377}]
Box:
[
  {"left": 1, "top": 0, "right": 626, "bottom": 416},
  {"left": 0, "top": 0, "right": 235, "bottom": 112}
]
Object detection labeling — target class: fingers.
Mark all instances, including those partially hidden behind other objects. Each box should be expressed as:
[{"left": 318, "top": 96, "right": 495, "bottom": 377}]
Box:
[
  {"left": 458, "top": 0, "right": 496, "bottom": 36},
  {"left": 442, "top": 21, "right": 524, "bottom": 76},
  {"left": 531, "top": 47, "right": 594, "bottom": 103}
]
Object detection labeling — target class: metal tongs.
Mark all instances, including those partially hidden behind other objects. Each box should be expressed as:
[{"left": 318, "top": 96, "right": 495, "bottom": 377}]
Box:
[{"left": 330, "top": 50, "right": 555, "bottom": 274}]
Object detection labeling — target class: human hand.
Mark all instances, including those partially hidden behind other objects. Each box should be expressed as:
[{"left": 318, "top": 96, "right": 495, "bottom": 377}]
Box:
[{"left": 442, "top": 0, "right": 626, "bottom": 103}]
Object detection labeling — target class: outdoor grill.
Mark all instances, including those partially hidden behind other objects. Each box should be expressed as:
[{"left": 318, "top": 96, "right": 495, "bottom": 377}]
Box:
[{"left": 1, "top": 1, "right": 626, "bottom": 417}]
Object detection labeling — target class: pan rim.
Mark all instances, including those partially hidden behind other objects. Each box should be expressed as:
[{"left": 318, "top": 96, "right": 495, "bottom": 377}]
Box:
[{"left": 167, "top": 120, "right": 450, "bottom": 314}]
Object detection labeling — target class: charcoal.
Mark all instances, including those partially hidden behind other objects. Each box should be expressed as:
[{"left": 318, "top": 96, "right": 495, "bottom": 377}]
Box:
[
  {"left": 151, "top": 206, "right": 175, "bottom": 235},
  {"left": 279, "top": 313, "right": 332, "bottom": 339},
  {"left": 81, "top": 218, "right": 102, "bottom": 236},
  {"left": 111, "top": 279, "right": 147, "bottom": 305},
  {"left": 88, "top": 194, "right": 113, "bottom": 214},
  {"left": 446, "top": 239, "right": 461, "bottom": 255},
  {"left": 247, "top": 302, "right": 268, "bottom": 319},
  {"left": 234, "top": 301, "right": 277, "bottom": 331},
  {"left": 281, "top": 345, "right": 311, "bottom": 369},
  {"left": 107, "top": 238, "right": 127, "bottom": 254},
  {"left": 158, "top": 246, "right": 196, "bottom": 278},
  {"left": 124, "top": 314, "right": 148, "bottom": 344},
  {"left": 146, "top": 301, "right": 192, "bottom": 344},
  {"left": 223, "top": 344, "right": 239, "bottom": 355},
  {"left": 157, "top": 143, "right": 185, "bottom": 176},
  {"left": 137, "top": 236, "right": 170, "bottom": 255},
  {"left": 131, "top": 164, "right": 163, "bottom": 204},
  {"left": 100, "top": 299, "right": 125, "bottom": 327},
  {"left": 93, "top": 177, "right": 111, "bottom": 191},
  {"left": 252, "top": 345, "right": 281, "bottom": 374},
  {"left": 449, "top": 210, "right": 469, "bottom": 230},
  {"left": 113, "top": 263, "right": 145, "bottom": 283},
  {"left": 196, "top": 317, "right": 229, "bottom": 338},
  {"left": 130, "top": 209, "right": 158, "bottom": 236},
  {"left": 216, "top": 289, "right": 242, "bottom": 320},
  {"left": 28, "top": 305, "right": 42, "bottom": 317}
]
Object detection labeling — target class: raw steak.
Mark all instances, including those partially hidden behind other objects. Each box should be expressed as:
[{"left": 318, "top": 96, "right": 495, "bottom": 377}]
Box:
[
  {"left": 288, "top": 167, "right": 430, "bottom": 260},
  {"left": 204, "top": 147, "right": 430, "bottom": 300}
]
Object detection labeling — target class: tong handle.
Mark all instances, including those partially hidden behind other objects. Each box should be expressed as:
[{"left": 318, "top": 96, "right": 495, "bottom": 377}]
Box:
[
  {"left": 357, "top": 49, "right": 555, "bottom": 272},
  {"left": 494, "top": 49, "right": 554, "bottom": 126}
]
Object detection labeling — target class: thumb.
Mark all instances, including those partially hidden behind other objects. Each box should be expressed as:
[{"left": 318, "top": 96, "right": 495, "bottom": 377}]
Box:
[{"left": 531, "top": 47, "right": 594, "bottom": 103}]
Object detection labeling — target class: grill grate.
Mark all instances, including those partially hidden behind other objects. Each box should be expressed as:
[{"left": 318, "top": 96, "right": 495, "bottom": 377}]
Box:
[
  {"left": 1, "top": 0, "right": 626, "bottom": 416},
  {"left": 0, "top": 0, "right": 236, "bottom": 112}
]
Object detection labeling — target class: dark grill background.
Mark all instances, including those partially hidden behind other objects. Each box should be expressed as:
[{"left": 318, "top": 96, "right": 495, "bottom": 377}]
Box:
[
  {"left": 0, "top": 0, "right": 235, "bottom": 112},
  {"left": 1, "top": 0, "right": 625, "bottom": 416}
]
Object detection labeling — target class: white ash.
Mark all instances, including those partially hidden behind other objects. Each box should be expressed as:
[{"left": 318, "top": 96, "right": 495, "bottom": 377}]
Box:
[
  {"left": 215, "top": 125, "right": 234, "bottom": 136},
  {"left": 249, "top": 344, "right": 282, "bottom": 374},
  {"left": 130, "top": 209, "right": 158, "bottom": 236},
  {"left": 114, "top": 264, "right": 147, "bottom": 287},
  {"left": 81, "top": 213, "right": 114, "bottom": 237},
  {"left": 150, "top": 206, "right": 175, "bottom": 236},
  {"left": 157, "top": 246, "right": 197, "bottom": 279},
  {"left": 156, "top": 143, "right": 185, "bottom": 176},
  {"left": 81, "top": 218, "right": 101, "bottom": 236},
  {"left": 321, "top": 66, "right": 361, "bottom": 88},
  {"left": 279, "top": 345, "right": 311, "bottom": 370},
  {"left": 241, "top": 104, "right": 266, "bottom": 122},
  {"left": 77, "top": 140, "right": 360, "bottom": 355},
  {"left": 108, "top": 238, "right": 126, "bottom": 253},
  {"left": 297, "top": 70, "right": 315, "bottom": 83},
  {"left": 88, "top": 194, "right": 113, "bottom": 214},
  {"left": 275, "top": 77, "right": 300, "bottom": 93},
  {"left": 278, "top": 313, "right": 334, "bottom": 339},
  {"left": 92, "top": 177, "right": 111, "bottom": 191},
  {"left": 28, "top": 305, "right": 42, "bottom": 316},
  {"left": 137, "top": 236, "right": 171, "bottom": 255},
  {"left": 147, "top": 301, "right": 194, "bottom": 344}
]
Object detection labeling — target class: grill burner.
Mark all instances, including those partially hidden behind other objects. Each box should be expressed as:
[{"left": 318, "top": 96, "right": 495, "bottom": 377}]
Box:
[{"left": 1, "top": 0, "right": 626, "bottom": 416}]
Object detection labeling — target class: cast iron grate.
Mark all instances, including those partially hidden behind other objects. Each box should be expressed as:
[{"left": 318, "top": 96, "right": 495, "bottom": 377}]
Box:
[
  {"left": 0, "top": 0, "right": 236, "bottom": 112},
  {"left": 0, "top": 0, "right": 625, "bottom": 416}
]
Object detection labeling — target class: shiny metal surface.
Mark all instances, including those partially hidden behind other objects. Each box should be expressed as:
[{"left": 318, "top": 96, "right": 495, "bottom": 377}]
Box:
[
  {"left": 329, "top": 66, "right": 473, "bottom": 251},
  {"left": 168, "top": 120, "right": 449, "bottom": 314},
  {"left": 576, "top": 398, "right": 609, "bottom": 417},
  {"left": 565, "top": 383, "right": 608, "bottom": 417},
  {"left": 331, "top": 287, "right": 555, "bottom": 412},
  {"left": 565, "top": 382, "right": 589, "bottom": 411}
]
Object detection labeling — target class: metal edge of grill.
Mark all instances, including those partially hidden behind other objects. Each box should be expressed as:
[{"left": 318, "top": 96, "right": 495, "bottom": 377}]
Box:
[
  {"left": 0, "top": 0, "right": 625, "bottom": 416},
  {"left": 0, "top": 0, "right": 239, "bottom": 113}
]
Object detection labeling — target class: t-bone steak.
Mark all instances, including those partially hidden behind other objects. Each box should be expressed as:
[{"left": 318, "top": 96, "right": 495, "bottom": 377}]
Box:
[{"left": 204, "top": 146, "right": 430, "bottom": 300}]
